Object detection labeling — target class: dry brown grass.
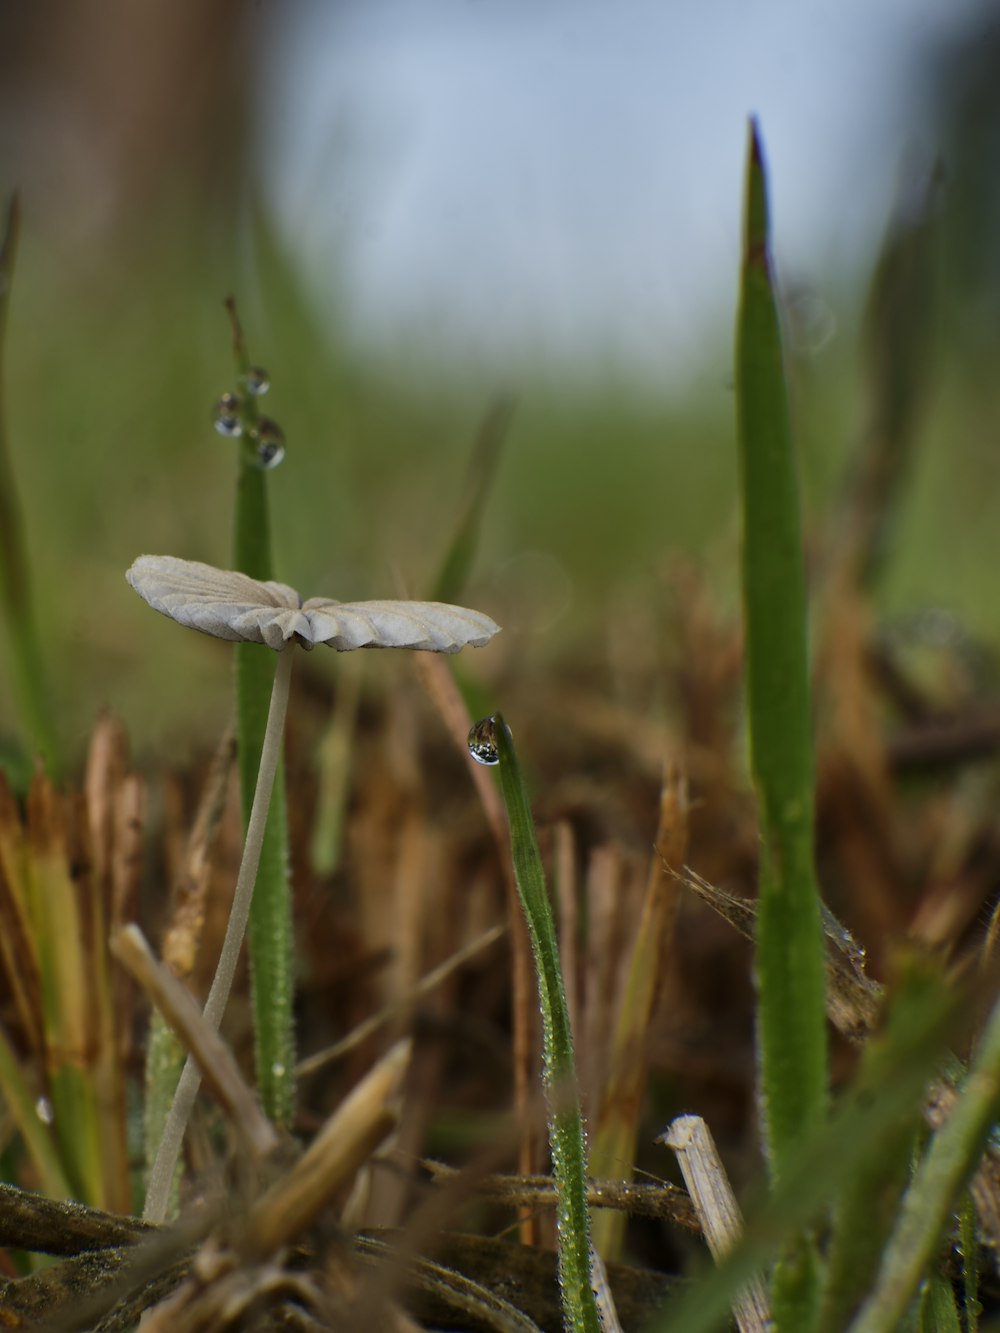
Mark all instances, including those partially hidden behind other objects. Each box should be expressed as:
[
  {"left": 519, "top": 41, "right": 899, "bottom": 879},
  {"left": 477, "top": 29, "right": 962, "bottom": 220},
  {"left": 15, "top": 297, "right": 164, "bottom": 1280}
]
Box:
[{"left": 2, "top": 553, "right": 1000, "bottom": 1328}]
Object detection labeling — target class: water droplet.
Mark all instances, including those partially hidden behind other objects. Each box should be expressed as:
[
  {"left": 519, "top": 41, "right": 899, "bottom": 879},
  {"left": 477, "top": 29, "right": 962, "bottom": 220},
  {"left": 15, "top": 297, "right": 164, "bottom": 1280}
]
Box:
[
  {"left": 271, "top": 1061, "right": 286, "bottom": 1079},
  {"left": 35, "top": 1096, "right": 53, "bottom": 1125},
  {"left": 213, "top": 392, "right": 243, "bottom": 437},
  {"left": 468, "top": 715, "right": 499, "bottom": 766},
  {"left": 249, "top": 418, "right": 285, "bottom": 470},
  {"left": 821, "top": 902, "right": 867, "bottom": 972},
  {"left": 240, "top": 366, "right": 270, "bottom": 396}
]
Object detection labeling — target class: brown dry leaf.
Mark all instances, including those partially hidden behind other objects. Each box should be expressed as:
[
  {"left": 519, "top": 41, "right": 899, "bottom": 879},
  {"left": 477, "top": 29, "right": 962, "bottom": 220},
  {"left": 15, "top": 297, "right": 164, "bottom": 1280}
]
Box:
[
  {"left": 816, "top": 584, "right": 905, "bottom": 962},
  {"left": 590, "top": 770, "right": 689, "bottom": 1258},
  {"left": 160, "top": 726, "right": 236, "bottom": 980},
  {"left": 243, "top": 1039, "right": 411, "bottom": 1260},
  {"left": 0, "top": 726, "right": 143, "bottom": 1213}
]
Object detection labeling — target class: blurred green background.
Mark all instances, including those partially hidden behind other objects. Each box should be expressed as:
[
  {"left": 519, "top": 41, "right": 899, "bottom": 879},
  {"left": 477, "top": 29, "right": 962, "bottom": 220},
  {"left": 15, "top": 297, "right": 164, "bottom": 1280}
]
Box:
[{"left": 2, "top": 2, "right": 1000, "bottom": 776}]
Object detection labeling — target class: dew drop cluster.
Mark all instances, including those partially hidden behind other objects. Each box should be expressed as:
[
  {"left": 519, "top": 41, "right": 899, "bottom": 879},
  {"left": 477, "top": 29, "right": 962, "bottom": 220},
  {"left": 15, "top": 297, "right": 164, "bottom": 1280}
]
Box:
[{"left": 211, "top": 367, "right": 286, "bottom": 470}]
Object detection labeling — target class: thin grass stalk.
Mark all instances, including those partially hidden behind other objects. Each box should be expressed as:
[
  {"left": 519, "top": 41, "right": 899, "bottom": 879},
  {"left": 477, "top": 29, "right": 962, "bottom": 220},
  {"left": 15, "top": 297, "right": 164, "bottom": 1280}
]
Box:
[
  {"left": 590, "top": 773, "right": 686, "bottom": 1258},
  {"left": 848, "top": 984, "right": 1000, "bottom": 1333},
  {"left": 143, "top": 647, "right": 293, "bottom": 1222},
  {"left": 0, "top": 1018, "right": 71, "bottom": 1198},
  {"left": 85, "top": 871, "right": 130, "bottom": 1213},
  {"left": 652, "top": 954, "right": 958, "bottom": 1333},
  {"left": 431, "top": 395, "right": 513, "bottom": 604},
  {"left": 418, "top": 651, "right": 543, "bottom": 1243},
  {"left": 0, "top": 195, "right": 60, "bottom": 777},
  {"left": 27, "top": 791, "right": 106, "bottom": 1206},
  {"left": 143, "top": 729, "right": 233, "bottom": 1208},
  {"left": 226, "top": 299, "right": 295, "bottom": 1125},
  {"left": 0, "top": 773, "right": 108, "bottom": 1202},
  {"left": 142, "top": 1014, "right": 185, "bottom": 1209},
  {"left": 816, "top": 960, "right": 931, "bottom": 1332},
  {"left": 736, "top": 119, "right": 828, "bottom": 1178},
  {"left": 959, "top": 1195, "right": 979, "bottom": 1333},
  {"left": 920, "top": 1272, "right": 962, "bottom": 1331},
  {"left": 490, "top": 714, "right": 604, "bottom": 1333},
  {"left": 664, "top": 1114, "right": 771, "bottom": 1333}
]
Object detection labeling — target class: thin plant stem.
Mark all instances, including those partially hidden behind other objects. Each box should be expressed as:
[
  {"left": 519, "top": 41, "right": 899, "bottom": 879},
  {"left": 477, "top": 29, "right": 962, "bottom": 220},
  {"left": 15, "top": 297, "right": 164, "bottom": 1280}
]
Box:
[
  {"left": 226, "top": 298, "right": 296, "bottom": 1125},
  {"left": 143, "top": 647, "right": 293, "bottom": 1223},
  {"left": 0, "top": 194, "right": 60, "bottom": 777},
  {"left": 490, "top": 713, "right": 604, "bottom": 1333},
  {"left": 848, "top": 986, "right": 1000, "bottom": 1333}
]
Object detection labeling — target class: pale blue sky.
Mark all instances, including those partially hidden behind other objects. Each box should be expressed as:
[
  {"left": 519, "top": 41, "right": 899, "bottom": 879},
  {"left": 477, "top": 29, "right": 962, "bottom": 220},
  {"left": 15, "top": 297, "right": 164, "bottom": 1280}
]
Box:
[{"left": 258, "top": 0, "right": 984, "bottom": 381}]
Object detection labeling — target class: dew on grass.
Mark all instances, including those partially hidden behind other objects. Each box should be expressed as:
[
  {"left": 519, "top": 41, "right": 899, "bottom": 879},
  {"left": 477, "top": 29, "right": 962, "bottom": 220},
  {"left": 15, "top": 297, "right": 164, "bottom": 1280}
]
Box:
[
  {"left": 271, "top": 1061, "right": 286, "bottom": 1079},
  {"left": 821, "top": 902, "right": 868, "bottom": 971},
  {"left": 35, "top": 1096, "right": 53, "bottom": 1125},
  {"left": 240, "top": 366, "right": 270, "bottom": 396},
  {"left": 213, "top": 392, "right": 243, "bottom": 437},
  {"left": 250, "top": 418, "right": 286, "bottom": 470},
  {"left": 468, "top": 715, "right": 499, "bottom": 766}
]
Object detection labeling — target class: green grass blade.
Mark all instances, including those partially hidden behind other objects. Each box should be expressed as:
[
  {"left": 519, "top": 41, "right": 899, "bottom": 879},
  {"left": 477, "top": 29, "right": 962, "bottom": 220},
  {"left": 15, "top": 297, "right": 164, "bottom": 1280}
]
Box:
[
  {"left": 431, "top": 395, "right": 513, "bottom": 604},
  {"left": 959, "top": 1194, "right": 980, "bottom": 1333},
  {"left": 0, "top": 1018, "right": 71, "bottom": 1199},
  {"left": 0, "top": 195, "right": 60, "bottom": 778},
  {"left": 653, "top": 952, "right": 960, "bottom": 1333},
  {"left": 848, "top": 982, "right": 1000, "bottom": 1333},
  {"left": 235, "top": 638, "right": 293, "bottom": 1123},
  {"left": 736, "top": 119, "right": 827, "bottom": 1184},
  {"left": 918, "top": 1272, "right": 961, "bottom": 1332},
  {"left": 816, "top": 961, "right": 934, "bottom": 1332},
  {"left": 487, "top": 714, "right": 603, "bottom": 1333},
  {"left": 227, "top": 300, "right": 295, "bottom": 1126},
  {"left": 142, "top": 1010, "right": 184, "bottom": 1211}
]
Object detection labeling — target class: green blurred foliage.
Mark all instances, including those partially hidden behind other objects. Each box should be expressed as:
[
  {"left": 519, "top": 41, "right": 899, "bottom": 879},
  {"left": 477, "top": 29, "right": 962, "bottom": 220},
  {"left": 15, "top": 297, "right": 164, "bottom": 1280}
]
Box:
[
  {"left": 0, "top": 199, "right": 749, "bottom": 769},
  {"left": 4, "top": 7, "right": 1000, "bottom": 778}
]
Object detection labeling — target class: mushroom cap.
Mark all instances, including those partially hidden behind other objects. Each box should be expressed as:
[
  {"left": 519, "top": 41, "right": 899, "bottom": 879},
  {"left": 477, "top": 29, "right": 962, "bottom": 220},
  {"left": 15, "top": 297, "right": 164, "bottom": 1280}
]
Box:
[{"left": 126, "top": 555, "right": 500, "bottom": 653}]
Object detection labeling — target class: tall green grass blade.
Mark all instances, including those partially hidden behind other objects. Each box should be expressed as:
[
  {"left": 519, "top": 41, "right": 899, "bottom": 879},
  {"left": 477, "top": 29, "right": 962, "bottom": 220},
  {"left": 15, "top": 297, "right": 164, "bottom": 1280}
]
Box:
[
  {"left": 0, "top": 195, "right": 60, "bottom": 778},
  {"left": 234, "top": 603, "right": 294, "bottom": 1126},
  {"left": 47, "top": 1065, "right": 103, "bottom": 1204},
  {"left": 849, "top": 983, "right": 1000, "bottom": 1333},
  {"left": 226, "top": 299, "right": 294, "bottom": 1125},
  {"left": 817, "top": 959, "right": 937, "bottom": 1332},
  {"left": 488, "top": 714, "right": 603, "bottom": 1333},
  {"left": 142, "top": 1011, "right": 184, "bottom": 1210},
  {"left": 918, "top": 1272, "right": 961, "bottom": 1332},
  {"left": 736, "top": 119, "right": 828, "bottom": 1182},
  {"left": 27, "top": 827, "right": 109, "bottom": 1206},
  {"left": 959, "top": 1194, "right": 979, "bottom": 1333},
  {"left": 653, "top": 953, "right": 959, "bottom": 1333}
]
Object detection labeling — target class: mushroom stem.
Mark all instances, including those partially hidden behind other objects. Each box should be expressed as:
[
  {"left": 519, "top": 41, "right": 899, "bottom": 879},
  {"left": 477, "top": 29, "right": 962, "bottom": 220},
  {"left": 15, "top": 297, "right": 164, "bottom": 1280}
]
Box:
[{"left": 143, "top": 647, "right": 294, "bottom": 1223}]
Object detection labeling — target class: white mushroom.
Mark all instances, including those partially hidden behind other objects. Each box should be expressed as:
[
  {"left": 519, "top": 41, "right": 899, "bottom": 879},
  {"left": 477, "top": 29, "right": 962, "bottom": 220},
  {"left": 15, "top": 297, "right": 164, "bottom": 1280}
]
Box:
[
  {"left": 126, "top": 555, "right": 500, "bottom": 653},
  {"left": 127, "top": 555, "right": 500, "bottom": 1220}
]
